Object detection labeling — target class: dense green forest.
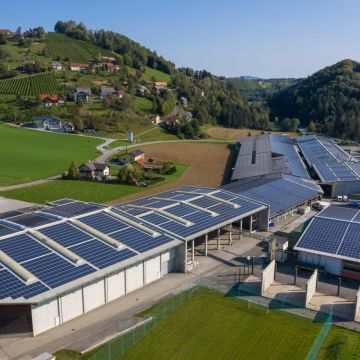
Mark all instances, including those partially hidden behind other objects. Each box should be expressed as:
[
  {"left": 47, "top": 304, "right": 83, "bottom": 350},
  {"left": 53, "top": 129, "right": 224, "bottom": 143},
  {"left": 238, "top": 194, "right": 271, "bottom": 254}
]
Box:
[{"left": 269, "top": 59, "right": 360, "bottom": 140}]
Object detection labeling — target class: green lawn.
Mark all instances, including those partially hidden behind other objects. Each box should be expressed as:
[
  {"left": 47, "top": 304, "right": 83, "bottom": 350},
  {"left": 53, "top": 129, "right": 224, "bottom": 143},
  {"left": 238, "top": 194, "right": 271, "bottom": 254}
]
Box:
[
  {"left": 2, "top": 164, "right": 188, "bottom": 203},
  {"left": 318, "top": 326, "right": 360, "bottom": 360},
  {"left": 134, "top": 96, "right": 153, "bottom": 111},
  {"left": 107, "top": 139, "right": 129, "bottom": 149},
  {"left": 143, "top": 66, "right": 171, "bottom": 83},
  {"left": 55, "top": 288, "right": 324, "bottom": 360},
  {"left": 0, "top": 124, "right": 102, "bottom": 186}
]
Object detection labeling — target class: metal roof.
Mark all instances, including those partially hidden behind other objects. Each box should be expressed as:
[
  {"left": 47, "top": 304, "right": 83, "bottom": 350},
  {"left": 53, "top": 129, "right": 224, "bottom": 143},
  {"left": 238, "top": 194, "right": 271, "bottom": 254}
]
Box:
[
  {"left": 231, "top": 134, "right": 310, "bottom": 181},
  {"left": 295, "top": 206, "right": 360, "bottom": 262},
  {"left": 0, "top": 187, "right": 266, "bottom": 304}
]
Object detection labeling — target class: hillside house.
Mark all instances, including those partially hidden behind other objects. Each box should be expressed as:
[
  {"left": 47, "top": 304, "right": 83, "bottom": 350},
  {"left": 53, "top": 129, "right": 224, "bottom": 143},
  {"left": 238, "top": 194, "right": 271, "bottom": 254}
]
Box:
[
  {"left": 130, "top": 150, "right": 145, "bottom": 162},
  {"left": 70, "top": 63, "right": 89, "bottom": 71},
  {"left": 79, "top": 161, "right": 111, "bottom": 181},
  {"left": 0, "top": 29, "right": 13, "bottom": 37},
  {"left": 154, "top": 81, "right": 168, "bottom": 90},
  {"left": 52, "top": 62, "right": 62, "bottom": 71},
  {"left": 39, "top": 94, "right": 65, "bottom": 107},
  {"left": 105, "top": 62, "right": 120, "bottom": 71},
  {"left": 32, "top": 115, "right": 62, "bottom": 130},
  {"left": 73, "top": 87, "right": 91, "bottom": 103},
  {"left": 102, "top": 56, "right": 116, "bottom": 62},
  {"left": 151, "top": 115, "right": 161, "bottom": 125},
  {"left": 100, "top": 86, "right": 125, "bottom": 99}
]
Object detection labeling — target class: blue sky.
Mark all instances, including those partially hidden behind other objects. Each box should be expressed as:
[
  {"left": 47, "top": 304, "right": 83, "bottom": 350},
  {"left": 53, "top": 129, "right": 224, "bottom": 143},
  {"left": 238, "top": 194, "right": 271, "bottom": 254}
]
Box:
[{"left": 1, "top": 0, "right": 359, "bottom": 78}]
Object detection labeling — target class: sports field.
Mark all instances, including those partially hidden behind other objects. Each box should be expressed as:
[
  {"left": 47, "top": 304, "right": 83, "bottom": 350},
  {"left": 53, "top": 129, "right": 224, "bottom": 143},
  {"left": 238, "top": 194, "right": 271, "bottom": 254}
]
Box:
[
  {"left": 121, "top": 289, "right": 321, "bottom": 360},
  {"left": 0, "top": 125, "right": 102, "bottom": 186}
]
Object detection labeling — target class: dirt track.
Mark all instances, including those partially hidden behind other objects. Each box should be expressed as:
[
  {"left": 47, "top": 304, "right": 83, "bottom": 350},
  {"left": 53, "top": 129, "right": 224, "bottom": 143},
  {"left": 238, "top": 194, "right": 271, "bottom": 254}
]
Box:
[{"left": 110, "top": 143, "right": 230, "bottom": 204}]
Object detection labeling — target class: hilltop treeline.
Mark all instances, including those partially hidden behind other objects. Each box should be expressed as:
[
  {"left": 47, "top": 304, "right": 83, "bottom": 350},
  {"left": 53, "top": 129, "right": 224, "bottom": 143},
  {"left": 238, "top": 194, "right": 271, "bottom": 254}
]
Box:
[
  {"left": 269, "top": 59, "right": 360, "bottom": 140},
  {"left": 54, "top": 20, "right": 174, "bottom": 74}
]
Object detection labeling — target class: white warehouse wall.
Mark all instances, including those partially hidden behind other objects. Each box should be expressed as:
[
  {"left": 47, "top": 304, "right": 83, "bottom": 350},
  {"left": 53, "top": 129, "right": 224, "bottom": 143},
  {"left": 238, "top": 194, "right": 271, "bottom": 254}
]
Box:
[
  {"left": 298, "top": 251, "right": 342, "bottom": 275},
  {"left": 29, "top": 245, "right": 181, "bottom": 336}
]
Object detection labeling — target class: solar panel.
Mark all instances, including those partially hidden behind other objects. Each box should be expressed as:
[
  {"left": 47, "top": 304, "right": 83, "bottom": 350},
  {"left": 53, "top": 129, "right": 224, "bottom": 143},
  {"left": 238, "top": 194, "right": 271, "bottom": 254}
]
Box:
[
  {"left": 0, "top": 210, "right": 24, "bottom": 219},
  {"left": 70, "top": 241, "right": 136, "bottom": 269},
  {"left": 337, "top": 223, "right": 360, "bottom": 259},
  {"left": 0, "top": 233, "right": 51, "bottom": 263},
  {"left": 80, "top": 212, "right": 129, "bottom": 234},
  {"left": 6, "top": 213, "right": 56, "bottom": 227},
  {"left": 296, "top": 217, "right": 348, "bottom": 254},
  {"left": 44, "top": 201, "right": 104, "bottom": 218},
  {"left": 0, "top": 224, "right": 17, "bottom": 238},
  {"left": 23, "top": 253, "right": 94, "bottom": 288},
  {"left": 317, "top": 206, "right": 359, "bottom": 221},
  {"left": 0, "top": 269, "right": 49, "bottom": 300}
]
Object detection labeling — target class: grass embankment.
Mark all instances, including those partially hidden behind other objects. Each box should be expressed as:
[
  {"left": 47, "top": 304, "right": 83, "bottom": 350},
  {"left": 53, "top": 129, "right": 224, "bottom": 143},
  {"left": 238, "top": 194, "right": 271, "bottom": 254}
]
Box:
[
  {"left": 2, "top": 164, "right": 188, "bottom": 203},
  {"left": 0, "top": 124, "right": 101, "bottom": 186}
]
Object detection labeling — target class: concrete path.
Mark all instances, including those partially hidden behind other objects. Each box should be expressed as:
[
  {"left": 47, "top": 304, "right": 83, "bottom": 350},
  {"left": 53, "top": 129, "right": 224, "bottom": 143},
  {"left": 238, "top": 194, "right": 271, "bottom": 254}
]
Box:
[{"left": 0, "top": 197, "right": 35, "bottom": 212}]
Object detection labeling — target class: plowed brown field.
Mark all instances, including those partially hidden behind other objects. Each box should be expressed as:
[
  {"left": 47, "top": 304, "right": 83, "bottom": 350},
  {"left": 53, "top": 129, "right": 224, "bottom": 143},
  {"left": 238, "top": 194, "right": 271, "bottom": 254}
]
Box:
[{"left": 110, "top": 142, "right": 230, "bottom": 204}]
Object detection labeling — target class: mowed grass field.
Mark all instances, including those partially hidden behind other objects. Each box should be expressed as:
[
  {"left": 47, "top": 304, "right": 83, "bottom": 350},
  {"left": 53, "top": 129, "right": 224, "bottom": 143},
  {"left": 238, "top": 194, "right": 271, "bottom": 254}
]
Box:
[
  {"left": 0, "top": 125, "right": 102, "bottom": 186},
  {"left": 2, "top": 164, "right": 188, "bottom": 203},
  {"left": 118, "top": 289, "right": 322, "bottom": 360}
]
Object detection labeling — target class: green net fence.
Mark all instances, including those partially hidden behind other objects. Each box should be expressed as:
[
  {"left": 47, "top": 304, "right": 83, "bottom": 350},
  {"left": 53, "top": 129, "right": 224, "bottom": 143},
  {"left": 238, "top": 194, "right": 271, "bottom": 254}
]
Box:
[
  {"left": 86, "top": 286, "right": 198, "bottom": 360},
  {"left": 305, "top": 311, "right": 333, "bottom": 360}
]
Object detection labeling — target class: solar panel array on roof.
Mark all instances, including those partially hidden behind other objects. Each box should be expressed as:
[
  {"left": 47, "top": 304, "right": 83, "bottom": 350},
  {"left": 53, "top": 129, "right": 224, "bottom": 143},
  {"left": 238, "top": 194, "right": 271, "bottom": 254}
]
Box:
[
  {"left": 237, "top": 175, "right": 322, "bottom": 218},
  {"left": 231, "top": 134, "right": 310, "bottom": 181},
  {"left": 296, "top": 136, "right": 360, "bottom": 182},
  {"left": 42, "top": 201, "right": 105, "bottom": 218},
  {"left": 0, "top": 210, "right": 24, "bottom": 219},
  {"left": 295, "top": 206, "right": 360, "bottom": 261},
  {"left": 6, "top": 213, "right": 56, "bottom": 228},
  {"left": 116, "top": 187, "right": 266, "bottom": 239},
  {"left": 0, "top": 187, "right": 265, "bottom": 302}
]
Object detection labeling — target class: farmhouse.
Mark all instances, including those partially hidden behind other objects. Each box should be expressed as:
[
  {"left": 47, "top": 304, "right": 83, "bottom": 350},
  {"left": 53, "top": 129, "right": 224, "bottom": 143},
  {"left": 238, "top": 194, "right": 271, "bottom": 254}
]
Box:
[
  {"left": 105, "top": 62, "right": 120, "bottom": 71},
  {"left": 52, "top": 62, "right": 62, "bottom": 71},
  {"left": 79, "top": 161, "right": 111, "bottom": 181},
  {"left": 73, "top": 87, "right": 91, "bottom": 103},
  {"left": 129, "top": 149, "right": 145, "bottom": 162},
  {"left": 39, "top": 94, "right": 65, "bottom": 107},
  {"left": 70, "top": 63, "right": 89, "bottom": 71},
  {"left": 154, "top": 81, "right": 168, "bottom": 90},
  {"left": 32, "top": 115, "right": 62, "bottom": 131},
  {"left": 100, "top": 86, "right": 124, "bottom": 99},
  {"left": 0, "top": 188, "right": 268, "bottom": 336}
]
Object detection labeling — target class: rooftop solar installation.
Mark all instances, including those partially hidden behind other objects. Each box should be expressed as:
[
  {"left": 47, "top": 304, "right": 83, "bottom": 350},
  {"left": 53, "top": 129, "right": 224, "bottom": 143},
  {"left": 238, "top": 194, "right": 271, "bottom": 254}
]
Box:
[
  {"left": 0, "top": 186, "right": 265, "bottom": 302},
  {"left": 42, "top": 201, "right": 105, "bottom": 218},
  {"left": 232, "top": 134, "right": 310, "bottom": 181},
  {"left": 295, "top": 206, "right": 360, "bottom": 261},
  {"left": 237, "top": 175, "right": 322, "bottom": 218},
  {"left": 296, "top": 136, "right": 360, "bottom": 182},
  {"left": 0, "top": 210, "right": 24, "bottom": 219},
  {"left": 117, "top": 187, "right": 266, "bottom": 239},
  {"left": 6, "top": 213, "right": 56, "bottom": 228},
  {"left": 49, "top": 198, "right": 77, "bottom": 206}
]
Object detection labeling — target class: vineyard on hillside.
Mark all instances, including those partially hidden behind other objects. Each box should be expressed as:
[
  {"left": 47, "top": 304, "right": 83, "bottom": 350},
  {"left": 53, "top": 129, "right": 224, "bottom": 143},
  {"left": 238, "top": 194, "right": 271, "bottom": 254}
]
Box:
[
  {"left": 0, "top": 72, "right": 59, "bottom": 96},
  {"left": 45, "top": 32, "right": 112, "bottom": 63}
]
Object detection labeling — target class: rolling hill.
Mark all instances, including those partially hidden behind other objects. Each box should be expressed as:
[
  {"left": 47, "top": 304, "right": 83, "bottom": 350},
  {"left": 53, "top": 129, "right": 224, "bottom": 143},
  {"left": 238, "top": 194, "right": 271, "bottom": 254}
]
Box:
[{"left": 269, "top": 59, "right": 360, "bottom": 140}]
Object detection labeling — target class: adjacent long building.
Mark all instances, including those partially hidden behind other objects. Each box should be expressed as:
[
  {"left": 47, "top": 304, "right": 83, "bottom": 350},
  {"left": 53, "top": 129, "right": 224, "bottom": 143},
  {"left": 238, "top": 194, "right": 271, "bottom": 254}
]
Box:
[{"left": 0, "top": 187, "right": 268, "bottom": 336}]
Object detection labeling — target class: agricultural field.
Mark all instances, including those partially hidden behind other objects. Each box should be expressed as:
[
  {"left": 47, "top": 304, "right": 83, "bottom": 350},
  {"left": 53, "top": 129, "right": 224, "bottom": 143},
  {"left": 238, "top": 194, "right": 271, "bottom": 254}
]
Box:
[
  {"left": 0, "top": 72, "right": 59, "bottom": 96},
  {"left": 45, "top": 32, "right": 111, "bottom": 63},
  {"left": 2, "top": 164, "right": 188, "bottom": 203},
  {"left": 202, "top": 125, "right": 298, "bottom": 141},
  {"left": 0, "top": 124, "right": 101, "bottom": 186}
]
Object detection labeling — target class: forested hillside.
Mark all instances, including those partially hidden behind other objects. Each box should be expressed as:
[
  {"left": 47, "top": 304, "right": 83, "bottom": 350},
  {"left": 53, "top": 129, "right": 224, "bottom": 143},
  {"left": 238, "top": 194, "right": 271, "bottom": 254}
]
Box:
[{"left": 269, "top": 59, "right": 360, "bottom": 140}]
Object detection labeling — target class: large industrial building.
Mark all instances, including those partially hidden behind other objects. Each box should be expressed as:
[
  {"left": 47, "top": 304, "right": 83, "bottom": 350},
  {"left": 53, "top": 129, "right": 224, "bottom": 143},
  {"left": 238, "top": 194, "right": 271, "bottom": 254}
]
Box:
[
  {"left": 0, "top": 187, "right": 268, "bottom": 336},
  {"left": 297, "top": 136, "right": 360, "bottom": 197},
  {"left": 295, "top": 205, "right": 360, "bottom": 279},
  {"left": 224, "top": 134, "right": 322, "bottom": 225}
]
